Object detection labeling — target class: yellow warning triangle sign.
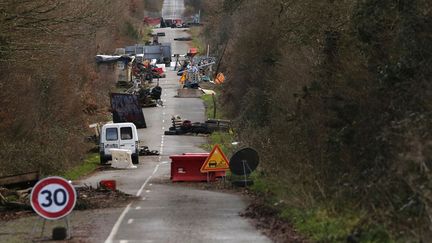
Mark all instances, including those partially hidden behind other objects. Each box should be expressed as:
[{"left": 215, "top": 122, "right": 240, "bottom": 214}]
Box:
[{"left": 200, "top": 144, "right": 230, "bottom": 173}]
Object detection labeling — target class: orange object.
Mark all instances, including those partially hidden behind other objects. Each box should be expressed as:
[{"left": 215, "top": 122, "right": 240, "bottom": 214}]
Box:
[
  {"left": 200, "top": 144, "right": 230, "bottom": 173},
  {"left": 187, "top": 48, "right": 198, "bottom": 57},
  {"left": 99, "top": 180, "right": 116, "bottom": 191},
  {"left": 179, "top": 72, "right": 187, "bottom": 84},
  {"left": 215, "top": 73, "right": 225, "bottom": 84}
]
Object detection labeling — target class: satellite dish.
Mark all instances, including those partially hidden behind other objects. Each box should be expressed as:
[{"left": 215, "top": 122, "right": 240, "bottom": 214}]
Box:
[{"left": 229, "top": 148, "right": 259, "bottom": 176}]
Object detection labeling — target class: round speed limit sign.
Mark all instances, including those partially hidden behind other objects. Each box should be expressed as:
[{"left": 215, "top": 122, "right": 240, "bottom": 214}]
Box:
[{"left": 30, "top": 176, "right": 77, "bottom": 220}]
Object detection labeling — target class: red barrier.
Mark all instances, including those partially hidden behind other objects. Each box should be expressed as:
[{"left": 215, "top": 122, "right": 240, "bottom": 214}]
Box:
[
  {"left": 170, "top": 154, "right": 226, "bottom": 182},
  {"left": 99, "top": 180, "right": 116, "bottom": 191},
  {"left": 181, "top": 153, "right": 226, "bottom": 178}
]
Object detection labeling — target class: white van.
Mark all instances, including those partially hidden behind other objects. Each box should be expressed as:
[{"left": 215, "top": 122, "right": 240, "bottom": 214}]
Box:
[{"left": 99, "top": 122, "right": 139, "bottom": 164}]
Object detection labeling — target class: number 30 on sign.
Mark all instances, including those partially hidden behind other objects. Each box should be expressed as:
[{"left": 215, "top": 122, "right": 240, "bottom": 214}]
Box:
[{"left": 30, "top": 176, "right": 77, "bottom": 220}]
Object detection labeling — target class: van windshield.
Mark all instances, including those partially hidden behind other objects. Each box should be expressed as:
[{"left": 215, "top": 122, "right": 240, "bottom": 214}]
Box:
[
  {"left": 106, "top": 128, "right": 118, "bottom": 141},
  {"left": 121, "top": 127, "right": 133, "bottom": 140}
]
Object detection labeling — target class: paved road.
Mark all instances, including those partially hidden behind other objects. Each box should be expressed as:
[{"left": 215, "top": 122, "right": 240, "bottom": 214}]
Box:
[{"left": 79, "top": 1, "right": 272, "bottom": 242}]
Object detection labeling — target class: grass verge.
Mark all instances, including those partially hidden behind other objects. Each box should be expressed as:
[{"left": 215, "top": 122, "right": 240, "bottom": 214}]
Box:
[
  {"left": 201, "top": 93, "right": 237, "bottom": 155},
  {"left": 250, "top": 174, "right": 394, "bottom": 242},
  {"left": 201, "top": 94, "right": 223, "bottom": 120},
  {"left": 62, "top": 153, "right": 100, "bottom": 180},
  {"left": 189, "top": 26, "right": 205, "bottom": 53}
]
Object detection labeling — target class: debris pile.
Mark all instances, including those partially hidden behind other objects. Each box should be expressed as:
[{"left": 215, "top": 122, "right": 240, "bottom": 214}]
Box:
[
  {"left": 74, "top": 185, "right": 137, "bottom": 210},
  {"left": 165, "top": 116, "right": 230, "bottom": 135},
  {"left": 139, "top": 146, "right": 160, "bottom": 156},
  {"left": 0, "top": 184, "right": 137, "bottom": 221},
  {"left": 174, "top": 50, "right": 223, "bottom": 95}
]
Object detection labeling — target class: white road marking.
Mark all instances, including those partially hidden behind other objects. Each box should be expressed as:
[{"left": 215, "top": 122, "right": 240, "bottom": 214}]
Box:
[
  {"left": 119, "top": 240, "right": 128, "bottom": 243},
  {"left": 162, "top": 120, "right": 165, "bottom": 123},
  {"left": 149, "top": 183, "right": 153, "bottom": 186},
  {"left": 141, "top": 197, "right": 146, "bottom": 200},
  {"left": 104, "top": 203, "right": 132, "bottom": 243},
  {"left": 146, "top": 190, "right": 151, "bottom": 193},
  {"left": 136, "top": 163, "right": 161, "bottom": 196},
  {"left": 162, "top": 126, "right": 165, "bottom": 130},
  {"left": 127, "top": 219, "right": 134, "bottom": 224},
  {"left": 135, "top": 206, "right": 141, "bottom": 210}
]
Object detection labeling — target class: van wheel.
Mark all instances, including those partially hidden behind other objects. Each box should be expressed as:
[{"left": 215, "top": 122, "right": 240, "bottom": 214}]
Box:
[
  {"left": 100, "top": 154, "right": 107, "bottom": 164},
  {"left": 132, "top": 154, "right": 139, "bottom": 164}
]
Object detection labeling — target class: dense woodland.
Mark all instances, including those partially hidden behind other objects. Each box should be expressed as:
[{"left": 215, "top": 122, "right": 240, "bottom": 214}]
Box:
[
  {"left": 202, "top": 0, "right": 432, "bottom": 241},
  {"left": 0, "top": 0, "right": 147, "bottom": 176}
]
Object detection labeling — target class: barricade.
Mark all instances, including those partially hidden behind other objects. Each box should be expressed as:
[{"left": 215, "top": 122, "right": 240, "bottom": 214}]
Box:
[
  {"left": 170, "top": 154, "right": 226, "bottom": 182},
  {"left": 110, "top": 148, "right": 137, "bottom": 169},
  {"left": 181, "top": 153, "right": 226, "bottom": 178},
  {"left": 99, "top": 180, "right": 117, "bottom": 191}
]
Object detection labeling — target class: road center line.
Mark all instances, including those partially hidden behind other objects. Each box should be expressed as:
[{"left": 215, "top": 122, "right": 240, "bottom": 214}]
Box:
[
  {"left": 127, "top": 219, "right": 134, "bottom": 224},
  {"left": 104, "top": 203, "right": 132, "bottom": 243},
  {"left": 105, "top": 161, "right": 162, "bottom": 243},
  {"left": 136, "top": 163, "right": 161, "bottom": 196}
]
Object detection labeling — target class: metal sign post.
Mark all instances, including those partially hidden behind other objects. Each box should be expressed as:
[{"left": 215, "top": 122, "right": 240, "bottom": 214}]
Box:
[{"left": 30, "top": 176, "right": 77, "bottom": 240}]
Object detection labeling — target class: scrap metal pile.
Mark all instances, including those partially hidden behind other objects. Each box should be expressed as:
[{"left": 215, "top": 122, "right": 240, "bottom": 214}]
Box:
[
  {"left": 175, "top": 49, "right": 217, "bottom": 89},
  {"left": 95, "top": 37, "right": 169, "bottom": 108}
]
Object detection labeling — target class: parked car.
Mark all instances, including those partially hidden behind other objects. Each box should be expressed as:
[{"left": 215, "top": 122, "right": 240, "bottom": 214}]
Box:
[{"left": 99, "top": 122, "right": 140, "bottom": 164}]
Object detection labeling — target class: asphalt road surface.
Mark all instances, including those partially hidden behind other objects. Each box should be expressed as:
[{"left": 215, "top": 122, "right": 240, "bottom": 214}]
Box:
[{"left": 79, "top": 2, "right": 272, "bottom": 242}]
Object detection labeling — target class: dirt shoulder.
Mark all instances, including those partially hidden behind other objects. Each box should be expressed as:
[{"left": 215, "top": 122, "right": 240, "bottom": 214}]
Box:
[{"left": 0, "top": 186, "right": 137, "bottom": 242}]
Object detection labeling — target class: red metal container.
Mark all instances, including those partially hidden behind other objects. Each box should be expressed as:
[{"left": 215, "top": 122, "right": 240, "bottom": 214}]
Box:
[
  {"left": 181, "top": 153, "right": 226, "bottom": 178},
  {"left": 99, "top": 180, "right": 116, "bottom": 191},
  {"left": 170, "top": 154, "right": 226, "bottom": 182}
]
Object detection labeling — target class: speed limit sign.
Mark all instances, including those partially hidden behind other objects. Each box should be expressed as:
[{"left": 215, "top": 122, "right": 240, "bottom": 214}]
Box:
[{"left": 30, "top": 176, "right": 77, "bottom": 220}]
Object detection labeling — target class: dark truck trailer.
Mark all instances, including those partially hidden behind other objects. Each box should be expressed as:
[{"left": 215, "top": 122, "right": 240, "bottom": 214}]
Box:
[{"left": 125, "top": 43, "right": 172, "bottom": 67}]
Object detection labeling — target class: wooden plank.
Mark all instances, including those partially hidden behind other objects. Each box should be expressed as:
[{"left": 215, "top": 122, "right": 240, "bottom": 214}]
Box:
[{"left": 0, "top": 171, "right": 39, "bottom": 186}]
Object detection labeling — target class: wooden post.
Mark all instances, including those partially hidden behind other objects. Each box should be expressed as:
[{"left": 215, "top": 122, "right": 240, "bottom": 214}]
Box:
[{"left": 212, "top": 93, "right": 216, "bottom": 119}]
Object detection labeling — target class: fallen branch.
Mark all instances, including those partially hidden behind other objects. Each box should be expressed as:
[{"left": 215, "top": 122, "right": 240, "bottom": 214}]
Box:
[{"left": 0, "top": 191, "right": 7, "bottom": 205}]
